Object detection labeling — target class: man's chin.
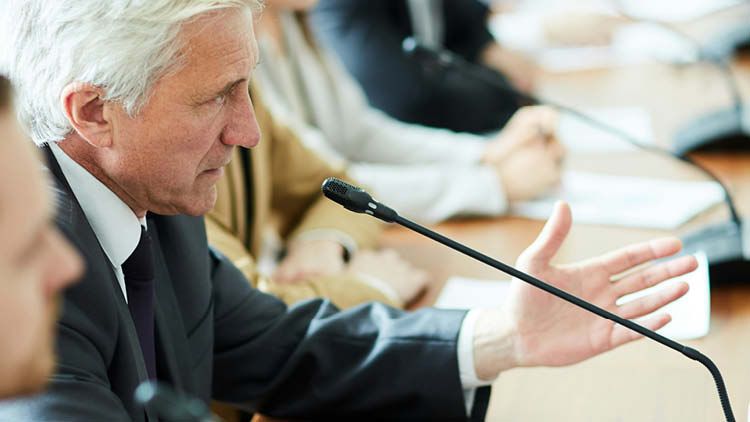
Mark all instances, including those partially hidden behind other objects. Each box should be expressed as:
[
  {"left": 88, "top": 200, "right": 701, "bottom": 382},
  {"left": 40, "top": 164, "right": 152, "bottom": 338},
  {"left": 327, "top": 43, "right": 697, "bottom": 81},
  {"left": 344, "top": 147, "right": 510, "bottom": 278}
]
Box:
[
  {"left": 148, "top": 186, "right": 217, "bottom": 217},
  {"left": 176, "top": 187, "right": 218, "bottom": 217}
]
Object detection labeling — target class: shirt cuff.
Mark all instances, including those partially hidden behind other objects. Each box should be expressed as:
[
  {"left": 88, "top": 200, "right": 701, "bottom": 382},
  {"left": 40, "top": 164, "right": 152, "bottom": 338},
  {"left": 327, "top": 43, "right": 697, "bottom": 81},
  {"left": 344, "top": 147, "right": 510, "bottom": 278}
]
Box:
[
  {"left": 451, "top": 135, "right": 491, "bottom": 164},
  {"left": 458, "top": 309, "right": 494, "bottom": 389},
  {"left": 461, "top": 165, "right": 507, "bottom": 216},
  {"left": 458, "top": 309, "right": 494, "bottom": 416}
]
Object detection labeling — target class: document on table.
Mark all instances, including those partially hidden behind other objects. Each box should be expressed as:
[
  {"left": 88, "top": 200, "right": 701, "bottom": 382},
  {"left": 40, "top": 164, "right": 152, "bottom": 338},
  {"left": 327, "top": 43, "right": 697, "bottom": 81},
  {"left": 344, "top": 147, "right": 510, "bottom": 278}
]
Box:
[
  {"left": 434, "top": 252, "right": 710, "bottom": 340},
  {"left": 534, "top": 24, "right": 698, "bottom": 71},
  {"left": 556, "top": 106, "right": 652, "bottom": 153},
  {"left": 617, "top": 252, "right": 710, "bottom": 340},
  {"left": 534, "top": 46, "right": 643, "bottom": 72},
  {"left": 617, "top": 0, "right": 744, "bottom": 22},
  {"left": 509, "top": 171, "right": 725, "bottom": 229},
  {"left": 490, "top": 13, "right": 711, "bottom": 71}
]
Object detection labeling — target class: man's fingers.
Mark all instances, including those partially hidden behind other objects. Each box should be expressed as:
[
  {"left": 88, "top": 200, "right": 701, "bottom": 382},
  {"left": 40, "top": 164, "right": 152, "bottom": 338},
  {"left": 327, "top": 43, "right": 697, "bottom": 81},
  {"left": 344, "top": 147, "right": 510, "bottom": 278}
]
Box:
[
  {"left": 520, "top": 201, "right": 572, "bottom": 266},
  {"left": 617, "top": 281, "right": 689, "bottom": 319},
  {"left": 615, "top": 255, "right": 698, "bottom": 298},
  {"left": 594, "top": 237, "right": 684, "bottom": 276},
  {"left": 609, "top": 313, "right": 672, "bottom": 348}
]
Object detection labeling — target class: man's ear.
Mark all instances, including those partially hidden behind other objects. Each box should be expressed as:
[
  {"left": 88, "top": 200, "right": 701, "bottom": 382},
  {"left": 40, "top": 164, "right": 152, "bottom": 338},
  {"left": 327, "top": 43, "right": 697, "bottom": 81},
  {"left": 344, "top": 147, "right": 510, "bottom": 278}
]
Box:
[{"left": 60, "top": 83, "right": 113, "bottom": 148}]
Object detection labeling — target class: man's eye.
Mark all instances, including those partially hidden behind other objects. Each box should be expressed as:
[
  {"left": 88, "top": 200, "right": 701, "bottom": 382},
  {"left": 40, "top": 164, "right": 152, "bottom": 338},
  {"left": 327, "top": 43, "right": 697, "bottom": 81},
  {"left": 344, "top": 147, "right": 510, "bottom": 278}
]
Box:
[{"left": 214, "top": 93, "right": 228, "bottom": 105}]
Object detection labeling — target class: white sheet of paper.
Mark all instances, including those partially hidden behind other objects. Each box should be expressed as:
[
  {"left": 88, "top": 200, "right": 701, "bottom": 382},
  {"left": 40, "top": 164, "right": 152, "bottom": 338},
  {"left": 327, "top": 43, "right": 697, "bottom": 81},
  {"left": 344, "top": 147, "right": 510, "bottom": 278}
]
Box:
[
  {"left": 617, "top": 252, "right": 710, "bottom": 340},
  {"left": 489, "top": 14, "right": 646, "bottom": 71},
  {"left": 510, "top": 171, "right": 725, "bottom": 229},
  {"left": 434, "top": 252, "right": 710, "bottom": 340},
  {"left": 534, "top": 46, "right": 643, "bottom": 72},
  {"left": 612, "top": 23, "right": 699, "bottom": 63},
  {"left": 617, "top": 0, "right": 744, "bottom": 23},
  {"left": 490, "top": 13, "right": 707, "bottom": 71},
  {"left": 533, "top": 23, "right": 700, "bottom": 71},
  {"left": 557, "top": 107, "right": 652, "bottom": 152}
]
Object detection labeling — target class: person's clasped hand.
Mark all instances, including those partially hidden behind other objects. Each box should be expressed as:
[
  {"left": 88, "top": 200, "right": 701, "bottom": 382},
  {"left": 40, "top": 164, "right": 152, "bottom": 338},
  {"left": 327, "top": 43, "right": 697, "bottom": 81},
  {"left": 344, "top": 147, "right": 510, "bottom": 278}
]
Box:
[
  {"left": 274, "top": 240, "right": 429, "bottom": 305},
  {"left": 482, "top": 105, "right": 565, "bottom": 203},
  {"left": 273, "top": 239, "right": 347, "bottom": 284},
  {"left": 346, "top": 249, "right": 430, "bottom": 305}
]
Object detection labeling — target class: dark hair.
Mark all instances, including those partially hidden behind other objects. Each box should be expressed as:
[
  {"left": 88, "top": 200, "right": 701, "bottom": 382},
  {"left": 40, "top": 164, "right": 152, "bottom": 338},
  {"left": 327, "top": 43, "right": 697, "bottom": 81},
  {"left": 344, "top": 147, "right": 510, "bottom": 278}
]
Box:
[{"left": 0, "top": 76, "right": 10, "bottom": 111}]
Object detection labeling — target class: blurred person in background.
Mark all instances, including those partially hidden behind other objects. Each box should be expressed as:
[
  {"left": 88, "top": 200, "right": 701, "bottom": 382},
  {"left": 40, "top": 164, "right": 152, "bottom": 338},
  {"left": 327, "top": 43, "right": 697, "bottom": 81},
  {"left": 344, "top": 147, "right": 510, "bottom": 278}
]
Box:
[
  {"left": 311, "top": 0, "right": 536, "bottom": 134},
  {"left": 256, "top": 0, "right": 564, "bottom": 224}
]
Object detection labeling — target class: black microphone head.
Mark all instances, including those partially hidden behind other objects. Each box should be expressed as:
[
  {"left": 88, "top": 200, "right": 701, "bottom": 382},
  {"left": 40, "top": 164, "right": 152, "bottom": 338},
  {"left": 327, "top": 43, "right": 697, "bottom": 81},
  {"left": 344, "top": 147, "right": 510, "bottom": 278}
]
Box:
[
  {"left": 321, "top": 177, "right": 399, "bottom": 222},
  {"left": 321, "top": 177, "right": 373, "bottom": 213}
]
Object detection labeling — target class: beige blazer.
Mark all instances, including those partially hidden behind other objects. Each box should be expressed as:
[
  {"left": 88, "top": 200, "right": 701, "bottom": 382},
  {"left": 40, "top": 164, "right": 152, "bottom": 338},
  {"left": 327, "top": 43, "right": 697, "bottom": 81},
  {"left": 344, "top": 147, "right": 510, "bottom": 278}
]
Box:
[{"left": 206, "top": 85, "right": 399, "bottom": 310}]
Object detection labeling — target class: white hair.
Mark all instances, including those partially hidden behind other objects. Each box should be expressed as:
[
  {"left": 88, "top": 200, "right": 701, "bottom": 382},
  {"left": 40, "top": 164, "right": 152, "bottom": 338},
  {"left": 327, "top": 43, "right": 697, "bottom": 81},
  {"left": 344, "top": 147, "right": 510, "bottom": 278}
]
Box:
[{"left": 0, "top": 0, "right": 262, "bottom": 145}]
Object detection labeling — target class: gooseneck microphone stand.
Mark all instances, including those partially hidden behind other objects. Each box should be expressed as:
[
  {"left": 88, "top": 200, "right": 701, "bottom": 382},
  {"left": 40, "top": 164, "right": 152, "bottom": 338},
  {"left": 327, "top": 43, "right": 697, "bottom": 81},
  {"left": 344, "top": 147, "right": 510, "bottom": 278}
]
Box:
[{"left": 321, "top": 177, "right": 736, "bottom": 422}]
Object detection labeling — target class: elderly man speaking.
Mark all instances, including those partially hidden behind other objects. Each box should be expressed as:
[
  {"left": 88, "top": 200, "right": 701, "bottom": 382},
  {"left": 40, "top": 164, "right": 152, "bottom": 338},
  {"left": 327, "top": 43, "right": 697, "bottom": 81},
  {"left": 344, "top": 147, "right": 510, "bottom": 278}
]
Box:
[{"left": 0, "top": 0, "right": 697, "bottom": 420}]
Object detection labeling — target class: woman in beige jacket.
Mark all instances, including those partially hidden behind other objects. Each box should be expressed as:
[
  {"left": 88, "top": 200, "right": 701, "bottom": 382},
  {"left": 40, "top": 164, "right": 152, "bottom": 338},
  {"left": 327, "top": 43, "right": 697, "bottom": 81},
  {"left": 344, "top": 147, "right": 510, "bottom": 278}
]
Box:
[{"left": 206, "top": 84, "right": 428, "bottom": 310}]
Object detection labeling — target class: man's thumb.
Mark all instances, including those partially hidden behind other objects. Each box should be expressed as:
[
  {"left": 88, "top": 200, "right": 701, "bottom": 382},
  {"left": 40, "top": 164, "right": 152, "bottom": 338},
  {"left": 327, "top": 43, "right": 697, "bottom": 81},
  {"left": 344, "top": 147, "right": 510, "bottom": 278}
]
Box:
[{"left": 522, "top": 201, "right": 572, "bottom": 266}]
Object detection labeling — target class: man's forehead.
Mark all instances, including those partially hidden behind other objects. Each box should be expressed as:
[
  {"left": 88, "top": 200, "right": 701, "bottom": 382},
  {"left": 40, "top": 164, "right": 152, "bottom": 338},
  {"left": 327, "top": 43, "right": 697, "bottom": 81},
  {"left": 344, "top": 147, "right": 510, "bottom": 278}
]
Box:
[
  {"left": 179, "top": 8, "right": 258, "bottom": 82},
  {"left": 181, "top": 8, "right": 257, "bottom": 61}
]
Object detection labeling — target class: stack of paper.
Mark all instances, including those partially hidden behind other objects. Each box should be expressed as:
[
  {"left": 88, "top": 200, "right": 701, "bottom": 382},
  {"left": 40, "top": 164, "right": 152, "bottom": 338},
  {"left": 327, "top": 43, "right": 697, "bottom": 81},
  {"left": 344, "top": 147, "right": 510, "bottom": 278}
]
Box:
[
  {"left": 556, "top": 107, "right": 653, "bottom": 153},
  {"left": 488, "top": 0, "right": 742, "bottom": 71},
  {"left": 510, "top": 171, "right": 725, "bottom": 229},
  {"left": 617, "top": 0, "right": 744, "bottom": 22}
]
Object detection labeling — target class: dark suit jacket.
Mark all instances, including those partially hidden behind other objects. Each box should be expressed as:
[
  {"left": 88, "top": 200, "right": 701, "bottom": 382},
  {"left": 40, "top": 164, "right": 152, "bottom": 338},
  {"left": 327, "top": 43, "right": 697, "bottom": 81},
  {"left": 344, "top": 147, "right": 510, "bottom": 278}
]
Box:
[
  {"left": 311, "top": 0, "right": 522, "bottom": 134},
  {"left": 0, "top": 149, "right": 490, "bottom": 421}
]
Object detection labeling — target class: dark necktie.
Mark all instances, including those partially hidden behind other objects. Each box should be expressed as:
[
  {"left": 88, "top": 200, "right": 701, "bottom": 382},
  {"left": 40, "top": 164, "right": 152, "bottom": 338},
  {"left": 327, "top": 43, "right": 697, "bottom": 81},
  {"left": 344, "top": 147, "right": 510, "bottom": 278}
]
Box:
[{"left": 122, "top": 226, "right": 157, "bottom": 380}]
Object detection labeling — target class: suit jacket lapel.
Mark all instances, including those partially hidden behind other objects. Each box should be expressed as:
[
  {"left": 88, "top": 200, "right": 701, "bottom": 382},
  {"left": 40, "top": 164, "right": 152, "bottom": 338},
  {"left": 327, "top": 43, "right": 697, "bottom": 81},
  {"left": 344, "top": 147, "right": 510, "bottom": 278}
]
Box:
[
  {"left": 148, "top": 223, "right": 194, "bottom": 393},
  {"left": 44, "top": 147, "right": 158, "bottom": 421}
]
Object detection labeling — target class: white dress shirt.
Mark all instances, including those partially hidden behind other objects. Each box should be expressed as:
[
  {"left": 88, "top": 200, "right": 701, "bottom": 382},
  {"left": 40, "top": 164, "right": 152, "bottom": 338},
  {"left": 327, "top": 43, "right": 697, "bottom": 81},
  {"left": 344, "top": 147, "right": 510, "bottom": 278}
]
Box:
[{"left": 50, "top": 143, "right": 145, "bottom": 303}]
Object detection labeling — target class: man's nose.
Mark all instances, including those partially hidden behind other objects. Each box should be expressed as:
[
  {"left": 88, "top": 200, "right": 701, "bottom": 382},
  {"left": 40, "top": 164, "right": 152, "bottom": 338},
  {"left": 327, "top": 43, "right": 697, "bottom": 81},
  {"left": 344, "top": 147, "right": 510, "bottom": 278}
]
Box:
[{"left": 221, "top": 91, "right": 260, "bottom": 149}]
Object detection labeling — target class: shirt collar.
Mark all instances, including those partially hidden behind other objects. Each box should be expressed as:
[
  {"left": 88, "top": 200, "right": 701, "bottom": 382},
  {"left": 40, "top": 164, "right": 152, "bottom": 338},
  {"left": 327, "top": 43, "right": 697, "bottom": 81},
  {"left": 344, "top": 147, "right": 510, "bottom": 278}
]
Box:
[{"left": 49, "top": 142, "right": 145, "bottom": 269}]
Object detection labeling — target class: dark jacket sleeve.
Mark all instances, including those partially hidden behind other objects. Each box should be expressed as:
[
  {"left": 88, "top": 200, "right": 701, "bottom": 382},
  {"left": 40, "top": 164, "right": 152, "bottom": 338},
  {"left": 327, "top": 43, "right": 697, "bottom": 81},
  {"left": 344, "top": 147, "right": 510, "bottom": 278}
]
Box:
[
  {"left": 208, "top": 245, "right": 489, "bottom": 420},
  {"left": 442, "top": 0, "right": 495, "bottom": 62},
  {"left": 311, "top": 0, "right": 520, "bottom": 134}
]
